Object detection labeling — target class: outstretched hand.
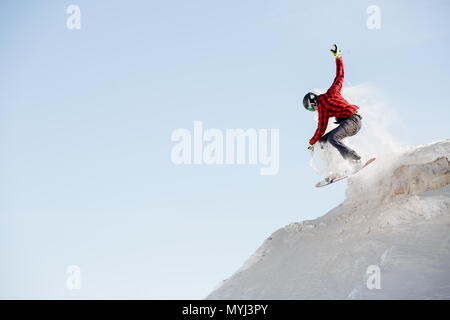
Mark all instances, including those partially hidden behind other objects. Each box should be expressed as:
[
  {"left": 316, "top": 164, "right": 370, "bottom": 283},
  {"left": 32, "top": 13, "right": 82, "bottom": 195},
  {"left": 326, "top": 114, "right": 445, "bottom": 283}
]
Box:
[{"left": 330, "top": 44, "right": 342, "bottom": 58}]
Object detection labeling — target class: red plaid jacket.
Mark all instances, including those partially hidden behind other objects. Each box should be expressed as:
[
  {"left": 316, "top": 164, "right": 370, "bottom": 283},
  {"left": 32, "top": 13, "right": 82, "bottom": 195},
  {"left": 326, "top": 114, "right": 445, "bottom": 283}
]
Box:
[{"left": 309, "top": 57, "right": 359, "bottom": 145}]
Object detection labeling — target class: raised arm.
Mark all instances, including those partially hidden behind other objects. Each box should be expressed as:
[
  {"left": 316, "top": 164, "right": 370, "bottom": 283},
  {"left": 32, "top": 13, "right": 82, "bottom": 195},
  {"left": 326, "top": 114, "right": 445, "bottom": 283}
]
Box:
[
  {"left": 327, "top": 44, "right": 344, "bottom": 95},
  {"left": 328, "top": 57, "right": 344, "bottom": 94}
]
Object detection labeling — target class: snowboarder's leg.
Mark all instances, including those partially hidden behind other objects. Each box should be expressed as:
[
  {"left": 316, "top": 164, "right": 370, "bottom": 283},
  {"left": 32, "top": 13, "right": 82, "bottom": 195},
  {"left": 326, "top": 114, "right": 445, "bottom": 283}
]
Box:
[
  {"left": 323, "top": 114, "right": 362, "bottom": 161},
  {"left": 318, "top": 131, "right": 331, "bottom": 149}
]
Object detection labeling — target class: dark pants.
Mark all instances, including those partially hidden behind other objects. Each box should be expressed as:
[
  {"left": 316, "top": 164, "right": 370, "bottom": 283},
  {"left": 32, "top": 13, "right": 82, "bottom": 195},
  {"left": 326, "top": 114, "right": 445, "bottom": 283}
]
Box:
[{"left": 319, "top": 114, "right": 361, "bottom": 161}]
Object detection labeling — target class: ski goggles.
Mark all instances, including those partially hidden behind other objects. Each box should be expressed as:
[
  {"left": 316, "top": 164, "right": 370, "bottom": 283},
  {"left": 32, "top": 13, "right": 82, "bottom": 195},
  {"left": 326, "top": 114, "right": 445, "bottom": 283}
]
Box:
[
  {"left": 306, "top": 100, "right": 315, "bottom": 111},
  {"left": 306, "top": 104, "right": 315, "bottom": 111}
]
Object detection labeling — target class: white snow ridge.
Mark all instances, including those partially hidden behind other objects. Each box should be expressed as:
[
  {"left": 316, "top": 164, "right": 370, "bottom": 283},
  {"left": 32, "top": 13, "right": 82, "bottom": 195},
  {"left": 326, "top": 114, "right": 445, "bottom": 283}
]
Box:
[{"left": 207, "top": 140, "right": 450, "bottom": 300}]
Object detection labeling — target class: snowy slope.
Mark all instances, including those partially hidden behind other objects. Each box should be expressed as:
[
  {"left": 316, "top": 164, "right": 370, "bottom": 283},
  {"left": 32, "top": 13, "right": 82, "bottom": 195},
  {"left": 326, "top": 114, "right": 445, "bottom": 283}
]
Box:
[{"left": 207, "top": 140, "right": 450, "bottom": 299}]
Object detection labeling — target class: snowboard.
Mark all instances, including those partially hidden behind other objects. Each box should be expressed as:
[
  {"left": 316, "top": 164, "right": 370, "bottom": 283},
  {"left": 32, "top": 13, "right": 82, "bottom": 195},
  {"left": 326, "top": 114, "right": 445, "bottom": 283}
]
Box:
[{"left": 315, "top": 158, "right": 376, "bottom": 188}]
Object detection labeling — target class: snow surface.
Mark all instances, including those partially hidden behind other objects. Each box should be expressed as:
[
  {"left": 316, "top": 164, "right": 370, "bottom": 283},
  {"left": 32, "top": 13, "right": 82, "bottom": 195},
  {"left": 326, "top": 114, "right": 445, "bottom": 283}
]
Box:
[{"left": 207, "top": 140, "right": 450, "bottom": 299}]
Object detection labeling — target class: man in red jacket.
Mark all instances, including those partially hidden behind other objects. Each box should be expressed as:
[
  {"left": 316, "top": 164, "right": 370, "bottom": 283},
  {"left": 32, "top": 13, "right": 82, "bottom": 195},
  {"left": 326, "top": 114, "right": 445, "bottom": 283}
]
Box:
[{"left": 303, "top": 44, "right": 362, "bottom": 169}]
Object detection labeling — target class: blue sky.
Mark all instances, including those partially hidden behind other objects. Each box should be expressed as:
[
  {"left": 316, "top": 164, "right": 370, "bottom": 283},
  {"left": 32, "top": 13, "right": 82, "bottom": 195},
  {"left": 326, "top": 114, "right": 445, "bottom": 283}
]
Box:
[{"left": 1, "top": 0, "right": 449, "bottom": 299}]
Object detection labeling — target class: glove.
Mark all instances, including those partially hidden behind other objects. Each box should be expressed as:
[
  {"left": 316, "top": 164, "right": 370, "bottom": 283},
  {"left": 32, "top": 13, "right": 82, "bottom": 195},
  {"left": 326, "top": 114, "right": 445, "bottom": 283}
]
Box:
[
  {"left": 307, "top": 144, "right": 315, "bottom": 152},
  {"left": 330, "top": 44, "right": 342, "bottom": 58}
]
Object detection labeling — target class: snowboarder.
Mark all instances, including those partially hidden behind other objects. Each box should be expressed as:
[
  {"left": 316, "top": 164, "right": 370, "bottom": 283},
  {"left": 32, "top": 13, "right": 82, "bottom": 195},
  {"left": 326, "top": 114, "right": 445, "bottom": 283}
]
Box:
[{"left": 303, "top": 44, "right": 363, "bottom": 173}]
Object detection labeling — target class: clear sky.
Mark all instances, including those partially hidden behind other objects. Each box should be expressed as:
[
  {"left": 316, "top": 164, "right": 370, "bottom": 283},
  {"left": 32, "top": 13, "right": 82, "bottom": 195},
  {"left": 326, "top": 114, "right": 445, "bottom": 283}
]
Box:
[{"left": 1, "top": 0, "right": 449, "bottom": 299}]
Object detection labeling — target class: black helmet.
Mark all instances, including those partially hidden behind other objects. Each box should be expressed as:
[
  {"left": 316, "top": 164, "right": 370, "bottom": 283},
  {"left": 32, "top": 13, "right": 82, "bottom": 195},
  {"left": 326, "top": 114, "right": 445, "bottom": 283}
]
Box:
[{"left": 303, "top": 92, "right": 319, "bottom": 111}]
